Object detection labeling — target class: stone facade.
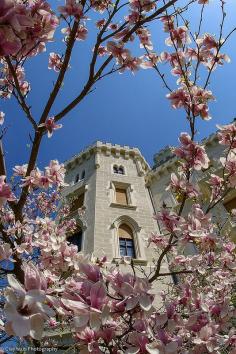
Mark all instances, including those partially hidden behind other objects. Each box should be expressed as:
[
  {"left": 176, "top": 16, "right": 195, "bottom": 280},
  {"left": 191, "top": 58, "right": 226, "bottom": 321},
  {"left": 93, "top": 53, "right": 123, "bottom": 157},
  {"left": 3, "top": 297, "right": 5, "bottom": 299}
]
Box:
[
  {"left": 147, "top": 133, "right": 236, "bottom": 243},
  {"left": 63, "top": 141, "right": 162, "bottom": 266},
  {"left": 62, "top": 133, "right": 236, "bottom": 266},
  {"left": 47, "top": 134, "right": 236, "bottom": 352}
]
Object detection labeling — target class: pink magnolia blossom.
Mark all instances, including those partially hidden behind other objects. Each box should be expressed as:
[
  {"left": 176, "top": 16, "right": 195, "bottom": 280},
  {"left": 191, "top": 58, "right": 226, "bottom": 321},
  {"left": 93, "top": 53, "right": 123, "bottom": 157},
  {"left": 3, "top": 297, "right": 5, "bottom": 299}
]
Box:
[
  {"left": 106, "top": 41, "right": 130, "bottom": 62},
  {"left": 156, "top": 209, "right": 180, "bottom": 232},
  {"left": 0, "top": 175, "right": 15, "bottom": 207},
  {"left": 147, "top": 233, "right": 168, "bottom": 248},
  {"left": 209, "top": 174, "right": 224, "bottom": 201},
  {"left": 217, "top": 122, "right": 236, "bottom": 148},
  {"left": 136, "top": 27, "right": 153, "bottom": 50},
  {"left": 21, "top": 168, "right": 42, "bottom": 190},
  {"left": 0, "top": 0, "right": 58, "bottom": 58},
  {"left": 61, "top": 25, "right": 88, "bottom": 41},
  {"left": 174, "top": 133, "right": 210, "bottom": 170},
  {"left": 96, "top": 19, "right": 106, "bottom": 29},
  {"left": 220, "top": 152, "right": 236, "bottom": 187},
  {"left": 125, "top": 11, "right": 141, "bottom": 24},
  {"left": 13, "top": 164, "right": 28, "bottom": 177},
  {"left": 167, "top": 172, "right": 199, "bottom": 199},
  {"left": 161, "top": 16, "right": 175, "bottom": 32},
  {"left": 97, "top": 45, "right": 107, "bottom": 56},
  {"left": 120, "top": 56, "right": 142, "bottom": 73},
  {"left": 196, "top": 33, "right": 219, "bottom": 50},
  {"left": 0, "top": 1, "right": 235, "bottom": 352},
  {"left": 0, "top": 63, "right": 26, "bottom": 100},
  {"left": 4, "top": 266, "right": 55, "bottom": 340},
  {"left": 58, "top": 0, "right": 83, "bottom": 19},
  {"left": 48, "top": 53, "right": 63, "bottom": 72},
  {"left": 165, "top": 26, "right": 191, "bottom": 47},
  {"left": 167, "top": 86, "right": 214, "bottom": 120},
  {"left": 129, "top": 0, "right": 156, "bottom": 12},
  {"left": 19, "top": 81, "right": 30, "bottom": 96},
  {"left": 45, "top": 160, "right": 67, "bottom": 187},
  {"left": 90, "top": 0, "right": 112, "bottom": 13},
  {"left": 0, "top": 242, "right": 12, "bottom": 261},
  {"left": 39, "top": 117, "right": 62, "bottom": 138},
  {"left": 140, "top": 52, "right": 159, "bottom": 69},
  {"left": 0, "top": 26, "right": 21, "bottom": 56},
  {"left": 0, "top": 111, "right": 5, "bottom": 125}
]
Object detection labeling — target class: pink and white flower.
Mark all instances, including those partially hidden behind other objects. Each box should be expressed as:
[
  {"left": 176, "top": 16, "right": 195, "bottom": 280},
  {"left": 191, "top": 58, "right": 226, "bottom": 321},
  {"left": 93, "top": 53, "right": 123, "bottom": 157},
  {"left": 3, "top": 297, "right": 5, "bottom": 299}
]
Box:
[{"left": 39, "top": 117, "right": 62, "bottom": 138}]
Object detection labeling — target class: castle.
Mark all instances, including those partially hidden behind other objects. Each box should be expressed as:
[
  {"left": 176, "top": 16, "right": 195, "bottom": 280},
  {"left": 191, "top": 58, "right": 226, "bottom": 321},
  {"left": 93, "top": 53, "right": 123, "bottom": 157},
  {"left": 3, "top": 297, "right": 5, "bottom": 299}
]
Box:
[
  {"left": 62, "top": 133, "right": 236, "bottom": 265},
  {"left": 45, "top": 133, "right": 236, "bottom": 350}
]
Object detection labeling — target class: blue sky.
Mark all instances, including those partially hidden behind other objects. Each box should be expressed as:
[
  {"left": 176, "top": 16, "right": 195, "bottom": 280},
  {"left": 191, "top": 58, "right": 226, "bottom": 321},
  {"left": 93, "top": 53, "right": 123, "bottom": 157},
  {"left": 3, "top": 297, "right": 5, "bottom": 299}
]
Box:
[{"left": 2, "top": 0, "right": 236, "bottom": 173}]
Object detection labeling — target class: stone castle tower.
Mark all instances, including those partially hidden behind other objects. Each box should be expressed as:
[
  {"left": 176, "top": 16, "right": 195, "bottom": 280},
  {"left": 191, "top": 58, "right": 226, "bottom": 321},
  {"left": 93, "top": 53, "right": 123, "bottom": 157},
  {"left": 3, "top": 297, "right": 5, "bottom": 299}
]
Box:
[
  {"left": 62, "top": 136, "right": 236, "bottom": 264},
  {"left": 62, "top": 141, "right": 161, "bottom": 265}
]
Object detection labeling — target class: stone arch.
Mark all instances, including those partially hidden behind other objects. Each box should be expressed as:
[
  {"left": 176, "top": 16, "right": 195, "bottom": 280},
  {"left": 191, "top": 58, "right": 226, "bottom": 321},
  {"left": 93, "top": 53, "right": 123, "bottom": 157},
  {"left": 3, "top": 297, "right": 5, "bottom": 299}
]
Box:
[
  {"left": 111, "top": 215, "right": 145, "bottom": 259},
  {"left": 113, "top": 164, "right": 119, "bottom": 174},
  {"left": 68, "top": 217, "right": 87, "bottom": 252},
  {"left": 118, "top": 165, "right": 125, "bottom": 175}
]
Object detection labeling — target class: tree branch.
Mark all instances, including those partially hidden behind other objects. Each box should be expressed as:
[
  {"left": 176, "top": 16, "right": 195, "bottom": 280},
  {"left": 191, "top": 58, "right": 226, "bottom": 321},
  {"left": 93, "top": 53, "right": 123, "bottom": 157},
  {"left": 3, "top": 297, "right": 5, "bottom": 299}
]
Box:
[
  {"left": 0, "top": 140, "right": 6, "bottom": 176},
  {"left": 158, "top": 269, "right": 193, "bottom": 276},
  {"left": 54, "top": 0, "right": 179, "bottom": 122},
  {"left": 15, "top": 19, "right": 82, "bottom": 217},
  {"left": 5, "top": 57, "right": 37, "bottom": 130}
]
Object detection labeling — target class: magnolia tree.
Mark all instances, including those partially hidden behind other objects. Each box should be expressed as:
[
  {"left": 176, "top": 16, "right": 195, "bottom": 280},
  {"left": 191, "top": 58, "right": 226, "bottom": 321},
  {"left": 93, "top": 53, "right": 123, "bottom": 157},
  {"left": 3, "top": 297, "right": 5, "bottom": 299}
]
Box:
[{"left": 0, "top": 0, "right": 235, "bottom": 353}]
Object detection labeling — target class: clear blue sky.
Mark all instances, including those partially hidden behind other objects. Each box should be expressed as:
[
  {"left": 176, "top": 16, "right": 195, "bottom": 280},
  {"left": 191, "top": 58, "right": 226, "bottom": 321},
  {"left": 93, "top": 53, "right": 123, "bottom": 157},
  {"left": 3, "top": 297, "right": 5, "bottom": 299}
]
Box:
[{"left": 2, "top": 0, "right": 236, "bottom": 173}]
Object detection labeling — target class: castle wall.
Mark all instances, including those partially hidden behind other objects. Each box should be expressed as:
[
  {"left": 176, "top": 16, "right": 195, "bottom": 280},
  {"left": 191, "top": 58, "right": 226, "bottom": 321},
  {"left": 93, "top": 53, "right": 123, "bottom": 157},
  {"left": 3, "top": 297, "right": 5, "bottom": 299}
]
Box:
[{"left": 93, "top": 151, "right": 158, "bottom": 262}]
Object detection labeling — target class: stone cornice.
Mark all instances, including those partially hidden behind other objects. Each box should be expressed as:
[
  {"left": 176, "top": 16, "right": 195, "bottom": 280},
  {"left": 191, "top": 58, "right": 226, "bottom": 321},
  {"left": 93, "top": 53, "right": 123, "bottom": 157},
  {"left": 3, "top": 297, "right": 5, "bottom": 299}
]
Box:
[
  {"left": 65, "top": 141, "right": 150, "bottom": 171},
  {"left": 146, "top": 131, "right": 220, "bottom": 184}
]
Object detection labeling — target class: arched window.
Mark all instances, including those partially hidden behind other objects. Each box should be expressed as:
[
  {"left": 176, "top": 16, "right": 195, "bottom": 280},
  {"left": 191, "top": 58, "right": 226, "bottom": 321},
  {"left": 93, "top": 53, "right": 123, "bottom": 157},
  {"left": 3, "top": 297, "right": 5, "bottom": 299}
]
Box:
[
  {"left": 68, "top": 228, "right": 83, "bottom": 252},
  {"left": 75, "top": 173, "right": 80, "bottom": 183},
  {"left": 81, "top": 170, "right": 85, "bottom": 179},
  {"left": 113, "top": 165, "right": 119, "bottom": 174},
  {"left": 118, "top": 224, "right": 135, "bottom": 258},
  {"left": 70, "top": 192, "right": 84, "bottom": 212},
  {"left": 118, "top": 166, "right": 124, "bottom": 175}
]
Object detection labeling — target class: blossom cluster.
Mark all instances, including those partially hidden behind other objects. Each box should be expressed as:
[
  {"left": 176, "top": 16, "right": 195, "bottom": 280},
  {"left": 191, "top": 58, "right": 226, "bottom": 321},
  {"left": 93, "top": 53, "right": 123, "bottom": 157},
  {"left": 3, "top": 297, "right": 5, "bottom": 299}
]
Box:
[
  {"left": 0, "top": 61, "right": 30, "bottom": 100},
  {"left": 174, "top": 133, "right": 210, "bottom": 171},
  {"left": 18, "top": 160, "right": 66, "bottom": 190},
  {"left": 0, "top": 0, "right": 58, "bottom": 58},
  {"left": 0, "top": 1, "right": 235, "bottom": 353}
]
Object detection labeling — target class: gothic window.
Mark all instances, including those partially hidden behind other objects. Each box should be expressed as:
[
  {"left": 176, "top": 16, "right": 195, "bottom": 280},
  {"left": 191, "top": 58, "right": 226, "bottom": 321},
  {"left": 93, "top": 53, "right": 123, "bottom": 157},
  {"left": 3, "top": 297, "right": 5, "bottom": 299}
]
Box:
[
  {"left": 113, "top": 165, "right": 125, "bottom": 175},
  {"left": 75, "top": 173, "right": 80, "bottom": 183},
  {"left": 118, "top": 166, "right": 125, "bottom": 175},
  {"left": 115, "top": 187, "right": 128, "bottom": 205},
  {"left": 70, "top": 192, "right": 84, "bottom": 212},
  {"left": 118, "top": 224, "right": 135, "bottom": 258},
  {"left": 113, "top": 165, "right": 119, "bottom": 174},
  {"left": 81, "top": 170, "right": 85, "bottom": 179},
  {"left": 224, "top": 197, "right": 236, "bottom": 212},
  {"left": 68, "top": 228, "right": 82, "bottom": 251}
]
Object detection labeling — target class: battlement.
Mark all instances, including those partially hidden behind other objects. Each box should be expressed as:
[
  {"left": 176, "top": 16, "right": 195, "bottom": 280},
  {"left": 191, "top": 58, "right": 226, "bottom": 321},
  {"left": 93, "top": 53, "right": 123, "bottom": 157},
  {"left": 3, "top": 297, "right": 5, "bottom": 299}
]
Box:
[{"left": 65, "top": 140, "right": 150, "bottom": 171}]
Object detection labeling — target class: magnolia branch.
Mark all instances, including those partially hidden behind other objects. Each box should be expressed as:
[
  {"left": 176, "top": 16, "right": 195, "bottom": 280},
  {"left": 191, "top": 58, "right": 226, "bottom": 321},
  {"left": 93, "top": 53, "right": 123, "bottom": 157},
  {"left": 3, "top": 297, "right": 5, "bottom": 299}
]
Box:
[
  {"left": 5, "top": 57, "right": 37, "bottom": 130},
  {"left": 54, "top": 0, "right": 179, "bottom": 123}
]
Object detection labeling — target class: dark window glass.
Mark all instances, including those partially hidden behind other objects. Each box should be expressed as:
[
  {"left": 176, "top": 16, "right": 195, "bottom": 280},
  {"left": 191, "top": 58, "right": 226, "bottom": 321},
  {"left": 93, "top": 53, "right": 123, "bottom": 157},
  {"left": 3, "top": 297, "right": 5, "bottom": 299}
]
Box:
[
  {"left": 119, "top": 238, "right": 135, "bottom": 258},
  {"left": 113, "top": 165, "right": 119, "bottom": 173},
  {"left": 68, "top": 230, "right": 82, "bottom": 251},
  {"left": 70, "top": 193, "right": 84, "bottom": 212},
  {"left": 118, "top": 166, "right": 124, "bottom": 175},
  {"left": 81, "top": 170, "right": 85, "bottom": 179}
]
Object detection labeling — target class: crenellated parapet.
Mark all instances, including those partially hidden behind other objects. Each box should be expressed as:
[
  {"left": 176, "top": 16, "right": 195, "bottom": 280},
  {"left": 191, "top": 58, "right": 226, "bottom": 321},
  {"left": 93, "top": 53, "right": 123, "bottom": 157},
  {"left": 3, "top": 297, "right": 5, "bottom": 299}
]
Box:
[{"left": 64, "top": 141, "right": 150, "bottom": 174}]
